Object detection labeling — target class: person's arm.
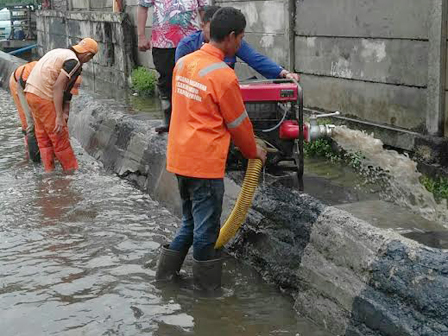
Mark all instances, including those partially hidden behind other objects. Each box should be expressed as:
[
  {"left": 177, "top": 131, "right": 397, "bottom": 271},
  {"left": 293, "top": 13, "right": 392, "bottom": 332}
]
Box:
[
  {"left": 63, "top": 101, "right": 70, "bottom": 122},
  {"left": 198, "top": 0, "right": 206, "bottom": 22},
  {"left": 236, "top": 40, "right": 283, "bottom": 79},
  {"left": 138, "top": 1, "right": 153, "bottom": 51},
  {"left": 53, "top": 72, "right": 70, "bottom": 133},
  {"left": 236, "top": 40, "right": 300, "bottom": 81},
  {"left": 219, "top": 78, "right": 266, "bottom": 163}
]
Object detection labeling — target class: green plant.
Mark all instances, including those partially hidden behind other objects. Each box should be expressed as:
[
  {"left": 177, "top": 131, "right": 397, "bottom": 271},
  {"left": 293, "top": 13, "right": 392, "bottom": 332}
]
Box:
[
  {"left": 420, "top": 175, "right": 448, "bottom": 201},
  {"left": 304, "top": 138, "right": 367, "bottom": 169},
  {"left": 303, "top": 138, "right": 342, "bottom": 162},
  {"left": 303, "top": 138, "right": 333, "bottom": 158},
  {"left": 131, "top": 67, "right": 156, "bottom": 97}
]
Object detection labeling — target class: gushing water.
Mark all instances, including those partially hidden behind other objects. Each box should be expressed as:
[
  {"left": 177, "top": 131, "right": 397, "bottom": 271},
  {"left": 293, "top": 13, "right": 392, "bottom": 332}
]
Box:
[{"left": 332, "top": 126, "right": 448, "bottom": 226}]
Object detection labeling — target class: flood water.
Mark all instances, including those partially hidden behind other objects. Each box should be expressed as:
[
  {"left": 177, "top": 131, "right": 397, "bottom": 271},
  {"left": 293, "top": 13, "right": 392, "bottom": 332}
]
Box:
[{"left": 0, "top": 89, "right": 331, "bottom": 335}]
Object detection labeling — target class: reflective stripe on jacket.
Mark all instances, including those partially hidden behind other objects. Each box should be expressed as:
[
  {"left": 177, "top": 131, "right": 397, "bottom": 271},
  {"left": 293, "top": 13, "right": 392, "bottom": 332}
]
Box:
[{"left": 167, "top": 43, "right": 257, "bottom": 179}]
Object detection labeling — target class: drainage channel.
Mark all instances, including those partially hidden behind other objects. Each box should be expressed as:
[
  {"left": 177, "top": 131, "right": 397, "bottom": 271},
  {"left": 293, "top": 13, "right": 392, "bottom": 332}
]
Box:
[{"left": 0, "top": 89, "right": 331, "bottom": 335}]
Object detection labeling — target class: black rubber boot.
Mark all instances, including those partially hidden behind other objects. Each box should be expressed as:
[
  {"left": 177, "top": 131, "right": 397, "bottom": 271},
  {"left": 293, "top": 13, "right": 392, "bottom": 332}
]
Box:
[
  {"left": 155, "top": 244, "right": 187, "bottom": 281},
  {"left": 155, "top": 99, "right": 171, "bottom": 134},
  {"left": 192, "top": 257, "right": 223, "bottom": 292},
  {"left": 27, "top": 132, "right": 41, "bottom": 163}
]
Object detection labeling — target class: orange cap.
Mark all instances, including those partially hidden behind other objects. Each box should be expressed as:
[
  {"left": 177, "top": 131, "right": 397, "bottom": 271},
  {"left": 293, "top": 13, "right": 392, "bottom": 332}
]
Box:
[{"left": 72, "top": 38, "right": 98, "bottom": 55}]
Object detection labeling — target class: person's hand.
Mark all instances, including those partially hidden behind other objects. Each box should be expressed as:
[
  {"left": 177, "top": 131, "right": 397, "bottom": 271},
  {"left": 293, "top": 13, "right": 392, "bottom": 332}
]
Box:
[
  {"left": 280, "top": 70, "right": 300, "bottom": 82},
  {"left": 53, "top": 115, "right": 67, "bottom": 134},
  {"left": 256, "top": 144, "right": 267, "bottom": 165},
  {"left": 63, "top": 104, "right": 70, "bottom": 122},
  {"left": 138, "top": 35, "right": 151, "bottom": 52}
]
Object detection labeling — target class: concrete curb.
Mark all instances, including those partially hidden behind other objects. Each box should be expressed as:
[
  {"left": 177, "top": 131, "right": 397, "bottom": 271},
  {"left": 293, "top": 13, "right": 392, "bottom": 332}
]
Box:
[{"left": 0, "top": 51, "right": 26, "bottom": 90}]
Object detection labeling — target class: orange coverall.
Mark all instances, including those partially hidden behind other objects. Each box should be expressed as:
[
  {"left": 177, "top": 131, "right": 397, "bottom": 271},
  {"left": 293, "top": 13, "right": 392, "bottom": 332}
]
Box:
[{"left": 25, "top": 49, "right": 82, "bottom": 172}]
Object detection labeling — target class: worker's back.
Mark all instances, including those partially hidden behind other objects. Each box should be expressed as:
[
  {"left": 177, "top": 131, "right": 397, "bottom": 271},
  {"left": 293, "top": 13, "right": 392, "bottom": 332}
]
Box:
[
  {"left": 167, "top": 43, "right": 257, "bottom": 179},
  {"left": 25, "top": 48, "right": 80, "bottom": 100}
]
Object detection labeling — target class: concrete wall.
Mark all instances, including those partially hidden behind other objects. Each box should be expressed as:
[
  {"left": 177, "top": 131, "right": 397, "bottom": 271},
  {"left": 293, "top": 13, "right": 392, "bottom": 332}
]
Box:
[
  {"left": 295, "top": 0, "right": 434, "bottom": 135},
  {"left": 0, "top": 51, "right": 26, "bottom": 90},
  {"left": 47, "top": 0, "right": 156, "bottom": 72},
  {"left": 36, "top": 10, "right": 135, "bottom": 99},
  {"left": 124, "top": 0, "right": 155, "bottom": 70},
  {"left": 51, "top": 0, "right": 113, "bottom": 11},
  {"left": 214, "top": 0, "right": 291, "bottom": 80}
]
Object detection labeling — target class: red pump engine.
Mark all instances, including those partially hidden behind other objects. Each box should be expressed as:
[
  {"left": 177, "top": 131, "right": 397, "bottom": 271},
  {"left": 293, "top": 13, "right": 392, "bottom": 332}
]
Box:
[{"left": 240, "top": 82, "right": 307, "bottom": 140}]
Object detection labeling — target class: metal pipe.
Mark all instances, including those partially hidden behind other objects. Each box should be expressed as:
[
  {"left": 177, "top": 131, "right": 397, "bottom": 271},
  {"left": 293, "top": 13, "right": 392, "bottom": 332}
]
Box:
[
  {"left": 8, "top": 44, "right": 37, "bottom": 56},
  {"left": 288, "top": 0, "right": 296, "bottom": 72},
  {"left": 293, "top": 78, "right": 304, "bottom": 191},
  {"left": 314, "top": 111, "right": 340, "bottom": 119}
]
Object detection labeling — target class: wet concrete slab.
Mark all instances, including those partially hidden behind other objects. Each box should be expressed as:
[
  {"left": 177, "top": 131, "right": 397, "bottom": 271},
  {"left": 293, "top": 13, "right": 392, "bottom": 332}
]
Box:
[{"left": 337, "top": 200, "right": 448, "bottom": 249}]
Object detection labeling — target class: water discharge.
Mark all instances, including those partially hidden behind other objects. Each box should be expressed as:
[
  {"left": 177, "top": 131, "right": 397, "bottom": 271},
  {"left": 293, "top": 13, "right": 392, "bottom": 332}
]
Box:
[{"left": 332, "top": 126, "right": 448, "bottom": 226}]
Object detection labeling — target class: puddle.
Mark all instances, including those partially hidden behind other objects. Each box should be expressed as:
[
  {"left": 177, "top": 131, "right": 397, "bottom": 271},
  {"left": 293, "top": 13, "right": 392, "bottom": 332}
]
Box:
[{"left": 126, "top": 94, "right": 162, "bottom": 120}]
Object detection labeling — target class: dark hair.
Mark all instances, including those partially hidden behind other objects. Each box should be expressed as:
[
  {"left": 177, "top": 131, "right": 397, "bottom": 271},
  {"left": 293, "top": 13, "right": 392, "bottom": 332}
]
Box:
[
  {"left": 203, "top": 5, "right": 221, "bottom": 23},
  {"left": 210, "top": 7, "right": 246, "bottom": 43}
]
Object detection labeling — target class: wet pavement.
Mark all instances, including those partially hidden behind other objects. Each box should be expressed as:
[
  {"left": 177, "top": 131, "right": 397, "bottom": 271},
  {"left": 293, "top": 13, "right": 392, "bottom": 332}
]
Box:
[{"left": 0, "top": 89, "right": 330, "bottom": 335}]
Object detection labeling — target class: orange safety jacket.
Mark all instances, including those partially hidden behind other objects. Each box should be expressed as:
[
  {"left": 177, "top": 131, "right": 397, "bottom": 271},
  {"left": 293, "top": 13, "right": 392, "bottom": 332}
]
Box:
[{"left": 167, "top": 43, "right": 257, "bottom": 179}]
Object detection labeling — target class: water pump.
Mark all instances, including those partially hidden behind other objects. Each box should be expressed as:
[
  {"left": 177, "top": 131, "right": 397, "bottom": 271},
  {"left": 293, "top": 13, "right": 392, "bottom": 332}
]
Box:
[
  {"left": 279, "top": 111, "right": 340, "bottom": 142},
  {"left": 238, "top": 79, "right": 341, "bottom": 190}
]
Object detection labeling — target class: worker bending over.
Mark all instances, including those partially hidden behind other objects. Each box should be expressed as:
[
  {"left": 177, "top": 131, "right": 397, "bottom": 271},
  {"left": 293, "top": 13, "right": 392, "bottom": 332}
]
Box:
[
  {"left": 9, "top": 61, "right": 40, "bottom": 162},
  {"left": 25, "top": 38, "right": 97, "bottom": 172},
  {"left": 156, "top": 7, "right": 266, "bottom": 292}
]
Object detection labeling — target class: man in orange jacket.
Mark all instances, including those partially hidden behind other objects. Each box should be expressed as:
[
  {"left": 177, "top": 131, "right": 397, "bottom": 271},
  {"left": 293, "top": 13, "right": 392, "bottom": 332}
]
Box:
[
  {"left": 25, "top": 38, "right": 97, "bottom": 172},
  {"left": 156, "top": 7, "right": 266, "bottom": 292},
  {"left": 9, "top": 61, "right": 40, "bottom": 162}
]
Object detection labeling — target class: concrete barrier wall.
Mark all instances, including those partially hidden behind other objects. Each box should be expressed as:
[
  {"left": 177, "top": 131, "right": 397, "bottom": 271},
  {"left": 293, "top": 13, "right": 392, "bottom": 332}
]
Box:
[
  {"left": 71, "top": 0, "right": 113, "bottom": 11},
  {"left": 36, "top": 10, "right": 135, "bottom": 100},
  {"left": 124, "top": 0, "right": 155, "bottom": 70},
  {"left": 214, "top": 0, "right": 290, "bottom": 80},
  {"left": 51, "top": 0, "right": 113, "bottom": 11},
  {"left": 0, "top": 51, "right": 25, "bottom": 90},
  {"left": 295, "top": 0, "right": 432, "bottom": 134}
]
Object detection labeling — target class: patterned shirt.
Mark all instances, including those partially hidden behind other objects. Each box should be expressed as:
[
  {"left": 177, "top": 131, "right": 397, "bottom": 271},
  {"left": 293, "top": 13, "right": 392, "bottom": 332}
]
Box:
[{"left": 139, "top": 0, "right": 207, "bottom": 49}]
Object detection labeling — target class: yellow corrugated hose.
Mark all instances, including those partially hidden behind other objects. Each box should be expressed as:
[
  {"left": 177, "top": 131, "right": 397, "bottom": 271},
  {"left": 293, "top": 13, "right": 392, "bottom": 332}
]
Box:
[{"left": 215, "top": 158, "right": 263, "bottom": 249}]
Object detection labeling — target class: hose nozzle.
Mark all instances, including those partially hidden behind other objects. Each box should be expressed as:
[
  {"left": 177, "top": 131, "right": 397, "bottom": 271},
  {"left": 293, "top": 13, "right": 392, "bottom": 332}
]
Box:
[{"left": 308, "top": 111, "right": 340, "bottom": 141}]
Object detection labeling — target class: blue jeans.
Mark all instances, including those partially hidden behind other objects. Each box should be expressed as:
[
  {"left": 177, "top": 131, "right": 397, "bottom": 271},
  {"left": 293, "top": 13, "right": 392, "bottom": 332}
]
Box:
[{"left": 169, "top": 175, "right": 224, "bottom": 261}]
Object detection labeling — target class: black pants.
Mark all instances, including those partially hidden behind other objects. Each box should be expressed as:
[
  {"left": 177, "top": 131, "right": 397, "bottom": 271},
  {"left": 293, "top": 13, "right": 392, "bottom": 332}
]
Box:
[{"left": 152, "top": 48, "right": 176, "bottom": 101}]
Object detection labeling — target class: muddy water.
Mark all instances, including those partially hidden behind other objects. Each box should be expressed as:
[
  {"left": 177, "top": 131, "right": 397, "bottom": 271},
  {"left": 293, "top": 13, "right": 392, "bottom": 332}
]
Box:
[
  {"left": 332, "top": 126, "right": 448, "bottom": 226},
  {"left": 0, "top": 90, "right": 330, "bottom": 335}
]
